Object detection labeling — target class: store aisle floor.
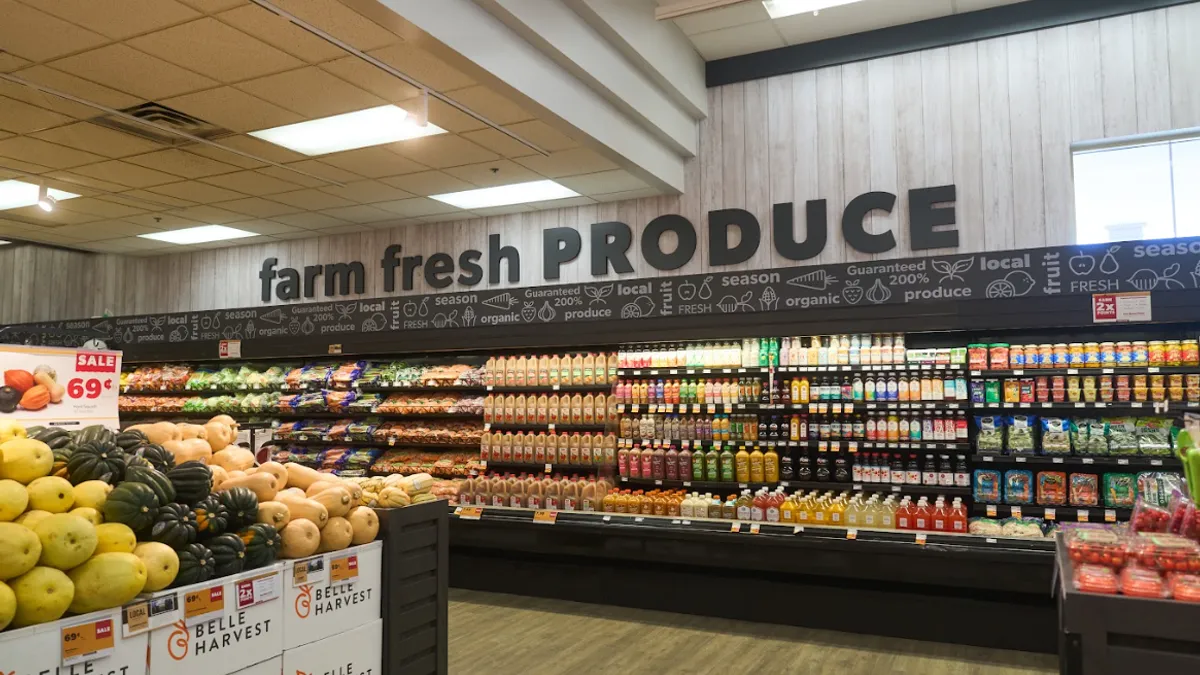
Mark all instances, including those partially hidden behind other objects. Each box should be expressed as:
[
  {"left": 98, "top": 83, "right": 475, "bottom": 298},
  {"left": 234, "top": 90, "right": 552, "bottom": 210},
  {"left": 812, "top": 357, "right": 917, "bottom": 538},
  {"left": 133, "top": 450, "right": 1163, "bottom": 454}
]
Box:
[{"left": 449, "top": 589, "right": 1056, "bottom": 674}]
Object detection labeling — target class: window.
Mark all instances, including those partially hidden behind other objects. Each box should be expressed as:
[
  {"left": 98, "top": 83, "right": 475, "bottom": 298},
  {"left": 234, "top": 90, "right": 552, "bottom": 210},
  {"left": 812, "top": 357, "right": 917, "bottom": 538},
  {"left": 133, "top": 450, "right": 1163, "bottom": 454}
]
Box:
[{"left": 1073, "top": 136, "right": 1199, "bottom": 244}]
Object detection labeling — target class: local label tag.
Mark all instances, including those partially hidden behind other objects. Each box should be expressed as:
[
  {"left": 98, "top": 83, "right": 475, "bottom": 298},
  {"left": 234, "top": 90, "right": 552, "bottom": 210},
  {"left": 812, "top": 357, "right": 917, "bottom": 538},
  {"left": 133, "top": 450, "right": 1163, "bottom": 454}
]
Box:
[
  {"left": 329, "top": 554, "right": 359, "bottom": 585},
  {"left": 122, "top": 594, "right": 181, "bottom": 637},
  {"left": 237, "top": 571, "right": 281, "bottom": 610},
  {"left": 122, "top": 602, "right": 149, "bottom": 637},
  {"left": 533, "top": 510, "right": 558, "bottom": 524},
  {"left": 61, "top": 617, "right": 115, "bottom": 667},
  {"left": 455, "top": 506, "right": 483, "bottom": 520},
  {"left": 183, "top": 584, "right": 224, "bottom": 625},
  {"left": 292, "top": 558, "right": 327, "bottom": 588}
]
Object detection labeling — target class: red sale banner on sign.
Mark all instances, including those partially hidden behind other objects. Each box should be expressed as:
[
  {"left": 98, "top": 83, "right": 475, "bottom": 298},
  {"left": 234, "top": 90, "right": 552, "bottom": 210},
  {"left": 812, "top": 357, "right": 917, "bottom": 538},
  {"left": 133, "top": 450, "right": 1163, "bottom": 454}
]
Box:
[{"left": 0, "top": 344, "right": 121, "bottom": 430}]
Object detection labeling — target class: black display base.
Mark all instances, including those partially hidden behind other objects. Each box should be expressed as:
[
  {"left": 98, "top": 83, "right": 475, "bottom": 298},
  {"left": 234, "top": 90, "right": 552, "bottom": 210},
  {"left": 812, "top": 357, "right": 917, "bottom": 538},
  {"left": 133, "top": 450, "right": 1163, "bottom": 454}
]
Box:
[
  {"left": 379, "top": 501, "right": 449, "bottom": 675},
  {"left": 449, "top": 513, "right": 1057, "bottom": 654}
]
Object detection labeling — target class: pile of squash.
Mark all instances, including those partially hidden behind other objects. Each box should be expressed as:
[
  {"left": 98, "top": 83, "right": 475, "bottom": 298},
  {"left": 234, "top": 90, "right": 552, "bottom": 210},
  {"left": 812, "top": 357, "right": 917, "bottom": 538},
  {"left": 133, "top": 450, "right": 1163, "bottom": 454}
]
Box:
[{"left": 344, "top": 472, "right": 437, "bottom": 508}]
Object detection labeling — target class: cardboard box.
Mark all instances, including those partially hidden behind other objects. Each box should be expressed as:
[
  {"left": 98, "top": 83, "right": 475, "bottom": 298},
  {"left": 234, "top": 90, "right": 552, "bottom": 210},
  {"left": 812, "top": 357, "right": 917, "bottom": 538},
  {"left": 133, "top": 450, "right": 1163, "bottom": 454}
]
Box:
[
  {"left": 232, "top": 655, "right": 282, "bottom": 675},
  {"left": 0, "top": 607, "right": 148, "bottom": 675},
  {"left": 282, "top": 619, "right": 381, "bottom": 675},
  {"left": 282, "top": 541, "right": 381, "bottom": 650}
]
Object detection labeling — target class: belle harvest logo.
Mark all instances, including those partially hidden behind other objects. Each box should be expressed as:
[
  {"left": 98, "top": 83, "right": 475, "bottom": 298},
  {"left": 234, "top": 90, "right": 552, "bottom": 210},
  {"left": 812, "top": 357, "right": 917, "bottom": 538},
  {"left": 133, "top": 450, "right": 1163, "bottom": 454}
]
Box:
[
  {"left": 295, "top": 585, "right": 313, "bottom": 618},
  {"left": 168, "top": 620, "right": 191, "bottom": 660}
]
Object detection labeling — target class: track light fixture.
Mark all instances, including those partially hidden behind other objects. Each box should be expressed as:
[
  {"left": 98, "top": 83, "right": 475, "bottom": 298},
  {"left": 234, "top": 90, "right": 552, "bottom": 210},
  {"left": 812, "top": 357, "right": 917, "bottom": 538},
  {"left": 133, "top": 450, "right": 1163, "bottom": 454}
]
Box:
[{"left": 36, "top": 184, "right": 55, "bottom": 212}]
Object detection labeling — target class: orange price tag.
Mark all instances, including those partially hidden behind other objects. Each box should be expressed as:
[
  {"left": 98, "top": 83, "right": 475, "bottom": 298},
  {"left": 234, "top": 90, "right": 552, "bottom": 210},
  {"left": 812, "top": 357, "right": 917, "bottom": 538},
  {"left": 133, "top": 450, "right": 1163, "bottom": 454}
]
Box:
[
  {"left": 1104, "top": 509, "right": 1117, "bottom": 523},
  {"left": 533, "top": 510, "right": 558, "bottom": 524},
  {"left": 1078, "top": 509, "right": 1090, "bottom": 522},
  {"left": 846, "top": 529, "right": 858, "bottom": 540},
  {"left": 986, "top": 505, "right": 997, "bottom": 517},
  {"left": 330, "top": 554, "right": 359, "bottom": 584},
  {"left": 61, "top": 617, "right": 115, "bottom": 666},
  {"left": 455, "top": 506, "right": 483, "bottom": 520},
  {"left": 183, "top": 585, "right": 224, "bottom": 622},
  {"left": 915, "top": 533, "right": 927, "bottom": 545},
  {"left": 749, "top": 523, "right": 761, "bottom": 534},
  {"left": 730, "top": 522, "right": 741, "bottom": 533}
]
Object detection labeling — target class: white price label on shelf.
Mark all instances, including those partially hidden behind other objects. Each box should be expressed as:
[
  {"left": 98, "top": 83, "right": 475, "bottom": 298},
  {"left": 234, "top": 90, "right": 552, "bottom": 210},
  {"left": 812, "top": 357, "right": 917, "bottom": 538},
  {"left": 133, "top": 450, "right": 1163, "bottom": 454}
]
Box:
[
  {"left": 845, "top": 529, "right": 858, "bottom": 540},
  {"left": 1010, "top": 506, "right": 1022, "bottom": 518},
  {"left": 986, "top": 505, "right": 997, "bottom": 517},
  {"left": 1105, "top": 510, "right": 1117, "bottom": 523},
  {"left": 914, "top": 533, "right": 927, "bottom": 546},
  {"left": 1044, "top": 508, "right": 1056, "bottom": 521},
  {"left": 1078, "top": 510, "right": 1090, "bottom": 522},
  {"left": 793, "top": 526, "right": 804, "bottom": 534}
]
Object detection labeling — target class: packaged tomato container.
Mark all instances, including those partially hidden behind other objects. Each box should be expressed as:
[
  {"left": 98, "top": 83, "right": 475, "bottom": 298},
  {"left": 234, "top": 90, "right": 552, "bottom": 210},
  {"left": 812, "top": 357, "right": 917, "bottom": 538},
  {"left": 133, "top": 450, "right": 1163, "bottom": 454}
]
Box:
[
  {"left": 1131, "top": 500, "right": 1173, "bottom": 533},
  {"left": 1168, "top": 573, "right": 1200, "bottom": 602},
  {"left": 1120, "top": 564, "right": 1166, "bottom": 598},
  {"left": 1074, "top": 563, "right": 1119, "bottom": 594},
  {"left": 1131, "top": 534, "right": 1200, "bottom": 574},
  {"left": 1066, "top": 529, "right": 1128, "bottom": 568}
]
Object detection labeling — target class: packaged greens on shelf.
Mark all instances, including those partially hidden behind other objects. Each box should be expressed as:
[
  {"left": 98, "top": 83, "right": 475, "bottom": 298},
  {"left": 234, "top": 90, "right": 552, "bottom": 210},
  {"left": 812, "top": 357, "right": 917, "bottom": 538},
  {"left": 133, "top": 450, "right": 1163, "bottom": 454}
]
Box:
[
  {"left": 1104, "top": 473, "right": 1137, "bottom": 508},
  {"left": 976, "top": 416, "right": 1006, "bottom": 452},
  {"left": 1071, "top": 418, "right": 1109, "bottom": 455},
  {"left": 1008, "top": 415, "right": 1036, "bottom": 454},
  {"left": 1137, "top": 418, "right": 1173, "bottom": 456},
  {"left": 240, "top": 391, "right": 279, "bottom": 412},
  {"left": 349, "top": 393, "right": 382, "bottom": 412},
  {"left": 1041, "top": 417, "right": 1071, "bottom": 455},
  {"left": 185, "top": 369, "right": 216, "bottom": 390},
  {"left": 1106, "top": 417, "right": 1139, "bottom": 455},
  {"left": 1138, "top": 472, "right": 1185, "bottom": 508}
]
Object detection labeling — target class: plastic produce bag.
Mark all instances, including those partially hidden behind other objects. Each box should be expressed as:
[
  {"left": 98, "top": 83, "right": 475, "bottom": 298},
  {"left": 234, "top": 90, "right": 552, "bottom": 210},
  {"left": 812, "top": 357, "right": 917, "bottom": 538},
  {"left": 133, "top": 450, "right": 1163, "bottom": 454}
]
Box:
[
  {"left": 1040, "top": 417, "right": 1071, "bottom": 455},
  {"left": 1071, "top": 418, "right": 1108, "bottom": 455},
  {"left": 1007, "top": 415, "right": 1036, "bottom": 454},
  {"left": 975, "top": 416, "right": 1005, "bottom": 452}
]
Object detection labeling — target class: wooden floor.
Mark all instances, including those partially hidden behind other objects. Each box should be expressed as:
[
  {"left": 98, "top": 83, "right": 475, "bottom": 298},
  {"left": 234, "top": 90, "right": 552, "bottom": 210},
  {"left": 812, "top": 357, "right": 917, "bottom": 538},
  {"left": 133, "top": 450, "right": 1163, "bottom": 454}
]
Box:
[{"left": 449, "top": 589, "right": 1057, "bottom": 675}]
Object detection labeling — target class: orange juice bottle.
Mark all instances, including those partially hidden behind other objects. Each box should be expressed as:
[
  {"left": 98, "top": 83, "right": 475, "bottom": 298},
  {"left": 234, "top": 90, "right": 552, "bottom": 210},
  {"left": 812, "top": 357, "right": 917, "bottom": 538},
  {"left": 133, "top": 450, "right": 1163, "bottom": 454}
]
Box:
[
  {"left": 570, "top": 354, "right": 584, "bottom": 385},
  {"left": 749, "top": 446, "right": 765, "bottom": 483},
  {"left": 537, "top": 355, "right": 550, "bottom": 387},
  {"left": 570, "top": 393, "right": 584, "bottom": 424},
  {"left": 533, "top": 432, "right": 547, "bottom": 463},
  {"left": 483, "top": 394, "right": 494, "bottom": 424},
  {"left": 506, "top": 475, "right": 523, "bottom": 508},
  {"left": 503, "top": 356, "right": 516, "bottom": 387},
  {"left": 512, "top": 431, "right": 526, "bottom": 462},
  {"left": 536, "top": 393, "right": 549, "bottom": 424},
  {"left": 544, "top": 477, "right": 561, "bottom": 510},
  {"left": 583, "top": 353, "right": 596, "bottom": 385},
  {"left": 547, "top": 355, "right": 561, "bottom": 386},
  {"left": 602, "top": 488, "right": 617, "bottom": 512},
  {"left": 513, "top": 355, "right": 527, "bottom": 387},
  {"left": 735, "top": 446, "right": 750, "bottom": 483},
  {"left": 582, "top": 393, "right": 596, "bottom": 424},
  {"left": 525, "top": 476, "right": 543, "bottom": 509},
  {"left": 514, "top": 394, "right": 528, "bottom": 424},
  {"left": 480, "top": 430, "right": 492, "bottom": 461}
]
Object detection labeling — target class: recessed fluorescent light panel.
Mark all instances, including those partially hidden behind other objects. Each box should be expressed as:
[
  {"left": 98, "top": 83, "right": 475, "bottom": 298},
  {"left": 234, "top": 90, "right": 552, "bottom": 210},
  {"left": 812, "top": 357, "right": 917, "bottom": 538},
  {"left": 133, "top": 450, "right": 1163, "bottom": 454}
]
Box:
[
  {"left": 0, "top": 240, "right": 10, "bottom": 246},
  {"left": 248, "top": 105, "right": 446, "bottom": 155},
  {"left": 139, "top": 225, "right": 258, "bottom": 245},
  {"left": 762, "top": 0, "right": 865, "bottom": 19},
  {"left": 0, "top": 180, "right": 79, "bottom": 211},
  {"left": 430, "top": 180, "right": 580, "bottom": 210}
]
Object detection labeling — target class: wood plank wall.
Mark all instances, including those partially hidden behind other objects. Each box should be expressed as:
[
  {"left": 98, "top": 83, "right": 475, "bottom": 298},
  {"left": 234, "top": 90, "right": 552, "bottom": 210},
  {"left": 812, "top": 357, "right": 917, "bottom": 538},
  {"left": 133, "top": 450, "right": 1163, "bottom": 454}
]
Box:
[{"left": 5, "top": 4, "right": 1200, "bottom": 324}]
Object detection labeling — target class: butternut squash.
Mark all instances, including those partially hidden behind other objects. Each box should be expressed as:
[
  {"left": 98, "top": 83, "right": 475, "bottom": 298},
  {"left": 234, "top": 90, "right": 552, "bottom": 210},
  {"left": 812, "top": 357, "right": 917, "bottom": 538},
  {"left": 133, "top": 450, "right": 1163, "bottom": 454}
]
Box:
[
  {"left": 177, "top": 423, "right": 208, "bottom": 441},
  {"left": 162, "top": 438, "right": 212, "bottom": 464},
  {"left": 218, "top": 473, "right": 278, "bottom": 502},
  {"left": 254, "top": 462, "right": 288, "bottom": 488},
  {"left": 317, "top": 517, "right": 353, "bottom": 553},
  {"left": 284, "top": 463, "right": 325, "bottom": 490},
  {"left": 211, "top": 447, "right": 254, "bottom": 473},
  {"left": 340, "top": 481, "right": 363, "bottom": 505},
  {"left": 257, "top": 501, "right": 290, "bottom": 528},
  {"left": 209, "top": 465, "right": 229, "bottom": 491},
  {"left": 226, "top": 470, "right": 246, "bottom": 480},
  {"left": 209, "top": 415, "right": 239, "bottom": 432},
  {"left": 281, "top": 487, "right": 306, "bottom": 498},
  {"left": 204, "top": 421, "right": 234, "bottom": 452},
  {"left": 312, "top": 485, "right": 353, "bottom": 518},
  {"left": 128, "top": 422, "right": 180, "bottom": 445},
  {"left": 276, "top": 492, "right": 328, "bottom": 528},
  {"left": 347, "top": 506, "right": 379, "bottom": 544},
  {"left": 305, "top": 479, "right": 344, "bottom": 498},
  {"left": 280, "top": 519, "right": 320, "bottom": 559}
]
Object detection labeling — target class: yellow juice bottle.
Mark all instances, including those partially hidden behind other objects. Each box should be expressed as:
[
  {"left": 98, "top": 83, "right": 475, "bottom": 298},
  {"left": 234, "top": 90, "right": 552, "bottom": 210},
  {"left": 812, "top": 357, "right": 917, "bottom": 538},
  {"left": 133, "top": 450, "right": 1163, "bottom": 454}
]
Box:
[
  {"left": 749, "top": 446, "right": 765, "bottom": 483},
  {"left": 735, "top": 446, "right": 750, "bottom": 483},
  {"left": 781, "top": 496, "right": 797, "bottom": 523},
  {"left": 763, "top": 446, "right": 779, "bottom": 482},
  {"left": 827, "top": 496, "right": 845, "bottom": 526}
]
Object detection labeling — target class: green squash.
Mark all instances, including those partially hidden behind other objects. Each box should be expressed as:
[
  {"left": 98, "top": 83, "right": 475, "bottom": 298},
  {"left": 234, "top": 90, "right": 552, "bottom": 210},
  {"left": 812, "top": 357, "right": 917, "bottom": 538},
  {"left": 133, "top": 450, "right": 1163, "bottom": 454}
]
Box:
[
  {"left": 166, "top": 461, "right": 212, "bottom": 504},
  {"left": 129, "top": 443, "right": 175, "bottom": 473},
  {"left": 238, "top": 524, "right": 281, "bottom": 569},
  {"left": 31, "top": 426, "right": 73, "bottom": 450},
  {"left": 114, "top": 430, "right": 148, "bottom": 450},
  {"left": 151, "top": 503, "right": 199, "bottom": 549},
  {"left": 219, "top": 487, "right": 258, "bottom": 531},
  {"left": 193, "top": 494, "right": 229, "bottom": 538},
  {"left": 208, "top": 534, "right": 246, "bottom": 577},
  {"left": 124, "top": 465, "right": 176, "bottom": 506},
  {"left": 51, "top": 446, "right": 73, "bottom": 479},
  {"left": 73, "top": 425, "right": 116, "bottom": 447},
  {"left": 102, "top": 481, "right": 160, "bottom": 532},
  {"left": 174, "top": 544, "right": 215, "bottom": 587},
  {"left": 66, "top": 441, "right": 127, "bottom": 485}
]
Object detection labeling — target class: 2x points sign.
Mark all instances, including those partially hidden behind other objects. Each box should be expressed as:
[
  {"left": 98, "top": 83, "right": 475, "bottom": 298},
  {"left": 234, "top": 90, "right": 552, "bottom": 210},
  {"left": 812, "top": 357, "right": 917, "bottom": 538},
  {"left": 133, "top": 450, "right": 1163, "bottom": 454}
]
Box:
[{"left": 258, "top": 185, "right": 958, "bottom": 301}]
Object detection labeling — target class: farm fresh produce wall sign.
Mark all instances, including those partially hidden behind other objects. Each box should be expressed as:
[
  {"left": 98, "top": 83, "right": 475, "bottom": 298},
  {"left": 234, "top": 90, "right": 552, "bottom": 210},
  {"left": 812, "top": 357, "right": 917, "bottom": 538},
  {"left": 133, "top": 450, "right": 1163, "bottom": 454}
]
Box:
[
  {"left": 257, "top": 185, "right": 960, "bottom": 302},
  {"left": 6, "top": 237, "right": 1200, "bottom": 354}
]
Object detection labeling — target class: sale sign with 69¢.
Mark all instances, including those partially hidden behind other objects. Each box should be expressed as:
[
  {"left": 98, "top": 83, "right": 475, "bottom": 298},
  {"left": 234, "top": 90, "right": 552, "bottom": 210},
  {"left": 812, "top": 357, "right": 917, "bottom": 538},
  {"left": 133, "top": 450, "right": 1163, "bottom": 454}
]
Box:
[{"left": 0, "top": 344, "right": 121, "bottom": 430}]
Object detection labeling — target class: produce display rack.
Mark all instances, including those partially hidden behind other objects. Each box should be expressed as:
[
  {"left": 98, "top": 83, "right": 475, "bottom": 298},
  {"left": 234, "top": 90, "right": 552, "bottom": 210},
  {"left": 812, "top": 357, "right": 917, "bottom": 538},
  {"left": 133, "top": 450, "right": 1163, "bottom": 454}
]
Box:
[
  {"left": 269, "top": 439, "right": 481, "bottom": 450},
  {"left": 1056, "top": 535, "right": 1200, "bottom": 674},
  {"left": 378, "top": 500, "right": 450, "bottom": 675}
]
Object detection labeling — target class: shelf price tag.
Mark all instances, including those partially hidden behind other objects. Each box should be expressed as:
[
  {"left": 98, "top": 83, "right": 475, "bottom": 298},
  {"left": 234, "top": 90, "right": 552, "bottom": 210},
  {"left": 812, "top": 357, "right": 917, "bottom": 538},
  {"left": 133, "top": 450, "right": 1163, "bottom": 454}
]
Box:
[
  {"left": 730, "top": 522, "right": 741, "bottom": 533},
  {"left": 1044, "top": 508, "right": 1056, "bottom": 521},
  {"left": 454, "top": 506, "right": 483, "bottom": 520},
  {"left": 986, "top": 505, "right": 997, "bottom": 517},
  {"left": 1105, "top": 509, "right": 1117, "bottom": 523},
  {"left": 793, "top": 525, "right": 804, "bottom": 534},
  {"left": 292, "top": 558, "right": 326, "bottom": 588},
  {"left": 183, "top": 584, "right": 224, "bottom": 625},
  {"left": 1010, "top": 506, "right": 1022, "bottom": 518},
  {"left": 533, "top": 510, "right": 558, "bottom": 524},
  {"left": 61, "top": 617, "right": 115, "bottom": 667},
  {"left": 631, "top": 404, "right": 639, "bottom": 413},
  {"left": 544, "top": 463, "right": 552, "bottom": 474},
  {"left": 1078, "top": 510, "right": 1090, "bottom": 522},
  {"left": 748, "top": 523, "right": 761, "bottom": 534},
  {"left": 845, "top": 529, "right": 858, "bottom": 540},
  {"left": 707, "top": 404, "right": 716, "bottom": 413},
  {"left": 914, "top": 533, "right": 927, "bottom": 546},
  {"left": 692, "top": 404, "right": 701, "bottom": 414},
  {"left": 847, "top": 442, "right": 858, "bottom": 453}
]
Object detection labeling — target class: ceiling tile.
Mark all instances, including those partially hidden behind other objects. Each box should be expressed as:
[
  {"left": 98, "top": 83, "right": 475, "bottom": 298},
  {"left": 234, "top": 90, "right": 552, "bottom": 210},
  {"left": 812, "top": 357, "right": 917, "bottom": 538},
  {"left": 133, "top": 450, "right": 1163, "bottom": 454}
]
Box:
[
  {"left": 162, "top": 86, "right": 304, "bottom": 133},
  {"left": 319, "top": 147, "right": 426, "bottom": 179},
  {"left": 502, "top": 120, "right": 578, "bottom": 153},
  {"left": 374, "top": 197, "right": 461, "bottom": 218},
  {"left": 124, "top": 149, "right": 242, "bottom": 178},
  {"left": 319, "top": 205, "right": 396, "bottom": 224},
  {"left": 199, "top": 169, "right": 304, "bottom": 195},
  {"left": 70, "top": 160, "right": 180, "bottom": 188},
  {"left": 0, "top": 157, "right": 54, "bottom": 174},
  {"left": 270, "top": 0, "right": 400, "bottom": 51},
  {"left": 128, "top": 18, "right": 303, "bottom": 82},
  {"left": 225, "top": 218, "right": 303, "bottom": 235},
  {"left": 377, "top": 170, "right": 474, "bottom": 196},
  {"left": 368, "top": 43, "right": 475, "bottom": 91},
  {"left": 3, "top": 66, "right": 141, "bottom": 116},
  {"left": 0, "top": 0, "right": 109, "bottom": 62},
  {"left": 234, "top": 66, "right": 385, "bottom": 118},
  {"left": 269, "top": 189, "right": 356, "bottom": 210},
  {"left": 317, "top": 56, "right": 421, "bottom": 102},
  {"left": 0, "top": 97, "right": 73, "bottom": 134},
  {"left": 31, "top": 122, "right": 163, "bottom": 158},
  {"left": 3, "top": 204, "right": 99, "bottom": 226},
  {"left": 316, "top": 223, "right": 375, "bottom": 235},
  {"left": 56, "top": 219, "right": 161, "bottom": 238},
  {"left": 34, "top": 0, "right": 201, "bottom": 40},
  {"left": 514, "top": 147, "right": 619, "bottom": 178},
  {"left": 276, "top": 160, "right": 363, "bottom": 184},
  {"left": 689, "top": 22, "right": 786, "bottom": 60},
  {"left": 672, "top": 2, "right": 770, "bottom": 35},
  {"left": 146, "top": 180, "right": 247, "bottom": 203},
  {"left": 0, "top": 52, "right": 31, "bottom": 73},
  {"left": 318, "top": 179, "right": 412, "bottom": 203},
  {"left": 216, "top": 5, "right": 345, "bottom": 63},
  {"left": 122, "top": 211, "right": 204, "bottom": 228},
  {"left": 169, "top": 204, "right": 247, "bottom": 224},
  {"left": 444, "top": 159, "right": 541, "bottom": 187},
  {"left": 953, "top": 0, "right": 1027, "bottom": 10},
  {"left": 51, "top": 222, "right": 135, "bottom": 241},
  {"left": 57, "top": 197, "right": 146, "bottom": 219},
  {"left": 117, "top": 190, "right": 197, "bottom": 209},
  {"left": 273, "top": 211, "right": 349, "bottom": 229},
  {"left": 46, "top": 170, "right": 130, "bottom": 193},
  {"left": 0, "top": 218, "right": 37, "bottom": 235},
  {"left": 48, "top": 44, "right": 218, "bottom": 101},
  {"left": 185, "top": 144, "right": 265, "bottom": 169},
  {"left": 390, "top": 134, "right": 499, "bottom": 169},
  {"left": 212, "top": 196, "right": 302, "bottom": 217},
  {"left": 558, "top": 170, "right": 648, "bottom": 196},
  {"left": 445, "top": 86, "right": 533, "bottom": 125},
  {"left": 413, "top": 97, "right": 488, "bottom": 134},
  {"left": 0, "top": 136, "right": 104, "bottom": 168},
  {"left": 203, "top": 134, "right": 306, "bottom": 163},
  {"left": 176, "top": 0, "right": 246, "bottom": 13},
  {"left": 76, "top": 239, "right": 150, "bottom": 253},
  {"left": 529, "top": 195, "right": 597, "bottom": 210},
  {"left": 461, "top": 128, "right": 540, "bottom": 158},
  {"left": 268, "top": 229, "right": 319, "bottom": 240},
  {"left": 19, "top": 231, "right": 88, "bottom": 245}
]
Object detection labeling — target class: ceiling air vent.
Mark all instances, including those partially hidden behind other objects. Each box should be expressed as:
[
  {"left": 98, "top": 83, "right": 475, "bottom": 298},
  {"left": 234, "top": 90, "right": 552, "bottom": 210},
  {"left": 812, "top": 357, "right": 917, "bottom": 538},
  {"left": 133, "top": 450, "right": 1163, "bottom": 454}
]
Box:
[{"left": 89, "top": 102, "right": 233, "bottom": 147}]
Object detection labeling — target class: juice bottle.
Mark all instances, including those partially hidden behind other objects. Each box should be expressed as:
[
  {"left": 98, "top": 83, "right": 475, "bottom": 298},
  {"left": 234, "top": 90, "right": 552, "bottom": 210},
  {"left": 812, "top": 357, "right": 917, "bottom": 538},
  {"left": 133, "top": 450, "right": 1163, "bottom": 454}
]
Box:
[
  {"left": 523, "top": 433, "right": 536, "bottom": 463},
  {"left": 720, "top": 445, "right": 736, "bottom": 482},
  {"left": 651, "top": 445, "right": 666, "bottom": 480},
  {"left": 735, "top": 490, "right": 752, "bottom": 520},
  {"left": 749, "top": 446, "right": 765, "bottom": 483},
  {"left": 722, "top": 494, "right": 737, "bottom": 520},
  {"left": 895, "top": 497, "right": 912, "bottom": 530},
  {"left": 950, "top": 498, "right": 967, "bottom": 533},
  {"left": 544, "top": 477, "right": 561, "bottom": 510},
  {"left": 705, "top": 447, "right": 719, "bottom": 481},
  {"left": 601, "top": 486, "right": 617, "bottom": 512},
  {"left": 562, "top": 477, "right": 579, "bottom": 510},
  {"left": 640, "top": 445, "right": 653, "bottom": 478},
  {"left": 583, "top": 353, "right": 596, "bottom": 385},
  {"left": 581, "top": 393, "right": 596, "bottom": 425},
  {"left": 763, "top": 446, "right": 780, "bottom": 482},
  {"left": 879, "top": 497, "right": 897, "bottom": 529},
  {"left": 860, "top": 496, "right": 878, "bottom": 529},
  {"left": 735, "top": 445, "right": 750, "bottom": 483},
  {"left": 913, "top": 497, "right": 932, "bottom": 531},
  {"left": 665, "top": 446, "right": 679, "bottom": 480},
  {"left": 607, "top": 353, "right": 619, "bottom": 384},
  {"left": 504, "top": 476, "right": 521, "bottom": 508},
  {"left": 512, "top": 394, "right": 526, "bottom": 424},
  {"left": 796, "top": 494, "right": 812, "bottom": 524},
  {"left": 827, "top": 495, "right": 846, "bottom": 525},
  {"left": 706, "top": 494, "right": 721, "bottom": 519},
  {"left": 617, "top": 445, "right": 630, "bottom": 477},
  {"left": 811, "top": 494, "right": 828, "bottom": 525},
  {"left": 579, "top": 433, "right": 593, "bottom": 465},
  {"left": 547, "top": 354, "right": 561, "bottom": 386},
  {"left": 932, "top": 497, "right": 948, "bottom": 532},
  {"left": 844, "top": 496, "right": 862, "bottom": 527},
  {"left": 571, "top": 354, "right": 584, "bottom": 385},
  {"left": 531, "top": 432, "right": 545, "bottom": 464},
  {"left": 780, "top": 494, "right": 796, "bottom": 523},
  {"left": 481, "top": 475, "right": 498, "bottom": 507}
]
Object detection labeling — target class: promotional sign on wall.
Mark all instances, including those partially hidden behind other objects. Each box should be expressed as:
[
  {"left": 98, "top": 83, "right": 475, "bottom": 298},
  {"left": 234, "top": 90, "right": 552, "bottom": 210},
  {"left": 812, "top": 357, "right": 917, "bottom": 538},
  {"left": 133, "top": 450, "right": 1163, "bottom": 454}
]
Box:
[
  {"left": 282, "top": 619, "right": 381, "bottom": 675},
  {"left": 0, "top": 345, "right": 121, "bottom": 430},
  {"left": 0, "top": 608, "right": 148, "bottom": 675},
  {"left": 283, "top": 541, "right": 381, "bottom": 649}
]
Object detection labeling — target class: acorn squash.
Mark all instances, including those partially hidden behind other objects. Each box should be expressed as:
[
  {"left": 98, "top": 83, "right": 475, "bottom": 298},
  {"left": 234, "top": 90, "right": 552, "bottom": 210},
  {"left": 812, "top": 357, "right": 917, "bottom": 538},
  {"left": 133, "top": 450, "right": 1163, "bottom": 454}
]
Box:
[
  {"left": 238, "top": 523, "right": 281, "bottom": 569},
  {"left": 102, "top": 481, "right": 160, "bottom": 532},
  {"left": 150, "top": 503, "right": 198, "bottom": 549},
  {"left": 66, "top": 441, "right": 126, "bottom": 485},
  {"left": 166, "top": 460, "right": 212, "bottom": 504},
  {"left": 193, "top": 494, "right": 229, "bottom": 538},
  {"left": 208, "top": 533, "right": 246, "bottom": 577},
  {"left": 173, "top": 543, "right": 214, "bottom": 587},
  {"left": 218, "top": 487, "right": 258, "bottom": 530},
  {"left": 124, "top": 465, "right": 175, "bottom": 506}
]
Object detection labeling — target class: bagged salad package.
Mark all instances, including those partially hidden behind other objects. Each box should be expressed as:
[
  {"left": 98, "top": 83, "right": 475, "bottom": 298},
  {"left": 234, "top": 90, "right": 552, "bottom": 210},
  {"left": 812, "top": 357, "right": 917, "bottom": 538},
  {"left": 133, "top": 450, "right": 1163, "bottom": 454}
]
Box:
[
  {"left": 1136, "top": 418, "right": 1173, "bottom": 456},
  {"left": 1007, "top": 415, "right": 1036, "bottom": 454},
  {"left": 1005, "top": 469, "right": 1034, "bottom": 504},
  {"left": 1071, "top": 418, "right": 1109, "bottom": 455},
  {"left": 1040, "top": 417, "right": 1071, "bottom": 455},
  {"left": 1106, "top": 417, "right": 1139, "bottom": 455},
  {"left": 975, "top": 416, "right": 1006, "bottom": 452}
]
